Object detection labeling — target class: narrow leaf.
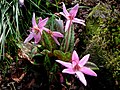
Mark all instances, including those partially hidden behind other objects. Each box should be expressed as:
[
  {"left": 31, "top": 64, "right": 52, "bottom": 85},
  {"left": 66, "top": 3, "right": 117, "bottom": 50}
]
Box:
[{"left": 85, "top": 61, "right": 99, "bottom": 70}]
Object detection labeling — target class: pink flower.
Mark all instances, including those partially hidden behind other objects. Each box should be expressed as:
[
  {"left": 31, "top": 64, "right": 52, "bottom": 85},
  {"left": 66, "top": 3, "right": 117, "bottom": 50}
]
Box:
[
  {"left": 45, "top": 29, "right": 64, "bottom": 45},
  {"left": 56, "top": 50, "right": 97, "bottom": 86},
  {"left": 24, "top": 13, "right": 49, "bottom": 44},
  {"left": 60, "top": 3, "right": 85, "bottom": 32}
]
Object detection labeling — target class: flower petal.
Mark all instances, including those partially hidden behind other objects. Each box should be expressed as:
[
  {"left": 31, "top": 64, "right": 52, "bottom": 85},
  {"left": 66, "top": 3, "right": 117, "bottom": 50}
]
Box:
[
  {"left": 56, "top": 60, "right": 72, "bottom": 68},
  {"left": 38, "top": 17, "right": 48, "bottom": 28},
  {"left": 81, "top": 67, "right": 97, "bottom": 76},
  {"left": 79, "top": 54, "right": 90, "bottom": 67},
  {"left": 32, "top": 13, "right": 37, "bottom": 27},
  {"left": 69, "top": 4, "right": 79, "bottom": 18},
  {"left": 72, "top": 50, "right": 79, "bottom": 67},
  {"left": 43, "top": 27, "right": 50, "bottom": 32},
  {"left": 72, "top": 18, "right": 86, "bottom": 26},
  {"left": 62, "top": 68, "right": 75, "bottom": 74},
  {"left": 39, "top": 17, "right": 42, "bottom": 22},
  {"left": 34, "top": 32, "right": 41, "bottom": 44},
  {"left": 52, "top": 31, "right": 64, "bottom": 38},
  {"left": 24, "top": 32, "right": 34, "bottom": 43},
  {"left": 76, "top": 71, "right": 87, "bottom": 86},
  {"left": 52, "top": 36, "right": 60, "bottom": 45},
  {"left": 60, "top": 12, "right": 69, "bottom": 19},
  {"left": 62, "top": 2, "right": 69, "bottom": 16},
  {"left": 65, "top": 20, "right": 71, "bottom": 32},
  {"left": 73, "top": 18, "right": 85, "bottom": 22}
]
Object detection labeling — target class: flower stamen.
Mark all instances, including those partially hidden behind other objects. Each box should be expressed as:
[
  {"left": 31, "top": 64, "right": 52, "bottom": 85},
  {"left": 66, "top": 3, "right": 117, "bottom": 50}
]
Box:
[{"left": 33, "top": 26, "right": 40, "bottom": 34}]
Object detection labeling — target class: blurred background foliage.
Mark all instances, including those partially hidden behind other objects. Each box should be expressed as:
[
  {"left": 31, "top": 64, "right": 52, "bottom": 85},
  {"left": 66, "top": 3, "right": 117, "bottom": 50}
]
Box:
[
  {"left": 0, "top": 0, "right": 120, "bottom": 89},
  {"left": 83, "top": 1, "right": 120, "bottom": 89},
  {"left": 0, "top": 0, "right": 20, "bottom": 60}
]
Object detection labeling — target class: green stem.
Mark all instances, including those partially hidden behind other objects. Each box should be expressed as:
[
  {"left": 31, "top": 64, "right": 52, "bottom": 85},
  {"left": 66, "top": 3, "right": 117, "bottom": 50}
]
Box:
[{"left": 64, "top": 21, "right": 72, "bottom": 52}]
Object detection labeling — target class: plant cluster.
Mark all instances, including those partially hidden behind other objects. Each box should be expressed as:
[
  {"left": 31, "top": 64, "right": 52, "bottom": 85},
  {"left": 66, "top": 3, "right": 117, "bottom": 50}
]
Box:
[
  {"left": 21, "top": 1, "right": 98, "bottom": 88},
  {"left": 1, "top": 0, "right": 120, "bottom": 89}
]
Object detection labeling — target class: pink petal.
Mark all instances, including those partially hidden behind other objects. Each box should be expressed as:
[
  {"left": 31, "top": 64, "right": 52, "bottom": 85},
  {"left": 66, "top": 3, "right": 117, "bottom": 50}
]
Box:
[
  {"left": 69, "top": 4, "right": 79, "bottom": 18},
  {"left": 79, "top": 54, "right": 90, "bottom": 67},
  {"left": 39, "top": 17, "right": 42, "bottom": 22},
  {"left": 65, "top": 20, "right": 71, "bottom": 32},
  {"left": 32, "top": 13, "right": 37, "bottom": 27},
  {"left": 34, "top": 32, "right": 41, "bottom": 44},
  {"left": 52, "top": 36, "right": 60, "bottom": 45},
  {"left": 72, "top": 18, "right": 86, "bottom": 26},
  {"left": 80, "top": 67, "right": 97, "bottom": 76},
  {"left": 38, "top": 17, "right": 48, "bottom": 28},
  {"left": 62, "top": 2, "right": 69, "bottom": 16},
  {"left": 62, "top": 68, "right": 75, "bottom": 74},
  {"left": 24, "top": 32, "right": 34, "bottom": 43},
  {"left": 76, "top": 71, "right": 87, "bottom": 86},
  {"left": 43, "top": 27, "right": 50, "bottom": 32},
  {"left": 73, "top": 18, "right": 85, "bottom": 22},
  {"left": 56, "top": 60, "right": 72, "bottom": 68},
  {"left": 60, "top": 12, "right": 69, "bottom": 19},
  {"left": 72, "top": 50, "right": 79, "bottom": 67},
  {"left": 39, "top": 29, "right": 43, "bottom": 35},
  {"left": 52, "top": 31, "right": 64, "bottom": 38}
]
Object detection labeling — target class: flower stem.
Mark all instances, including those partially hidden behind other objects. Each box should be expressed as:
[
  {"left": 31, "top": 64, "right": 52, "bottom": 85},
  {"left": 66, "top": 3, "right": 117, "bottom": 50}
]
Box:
[{"left": 64, "top": 21, "right": 72, "bottom": 52}]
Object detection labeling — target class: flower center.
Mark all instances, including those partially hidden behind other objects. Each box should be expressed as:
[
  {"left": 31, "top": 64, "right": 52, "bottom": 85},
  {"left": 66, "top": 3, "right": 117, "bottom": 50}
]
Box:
[
  {"left": 33, "top": 26, "right": 40, "bottom": 34},
  {"left": 73, "top": 64, "right": 81, "bottom": 71},
  {"left": 68, "top": 15, "right": 74, "bottom": 20}
]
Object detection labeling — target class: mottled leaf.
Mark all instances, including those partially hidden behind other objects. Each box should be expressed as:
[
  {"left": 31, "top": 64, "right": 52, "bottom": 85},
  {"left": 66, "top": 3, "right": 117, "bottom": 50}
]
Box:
[
  {"left": 53, "top": 50, "right": 71, "bottom": 61},
  {"left": 85, "top": 61, "right": 99, "bottom": 70}
]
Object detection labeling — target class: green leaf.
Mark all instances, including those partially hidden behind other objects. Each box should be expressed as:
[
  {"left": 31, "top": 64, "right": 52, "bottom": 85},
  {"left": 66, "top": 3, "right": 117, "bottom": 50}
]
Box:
[
  {"left": 44, "top": 54, "right": 51, "bottom": 71},
  {"left": 60, "top": 25, "right": 74, "bottom": 52},
  {"left": 41, "top": 49, "right": 51, "bottom": 55},
  {"left": 42, "top": 31, "right": 53, "bottom": 51},
  {"left": 85, "top": 61, "right": 99, "bottom": 70},
  {"left": 68, "top": 25, "right": 75, "bottom": 52},
  {"left": 53, "top": 50, "right": 71, "bottom": 61}
]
